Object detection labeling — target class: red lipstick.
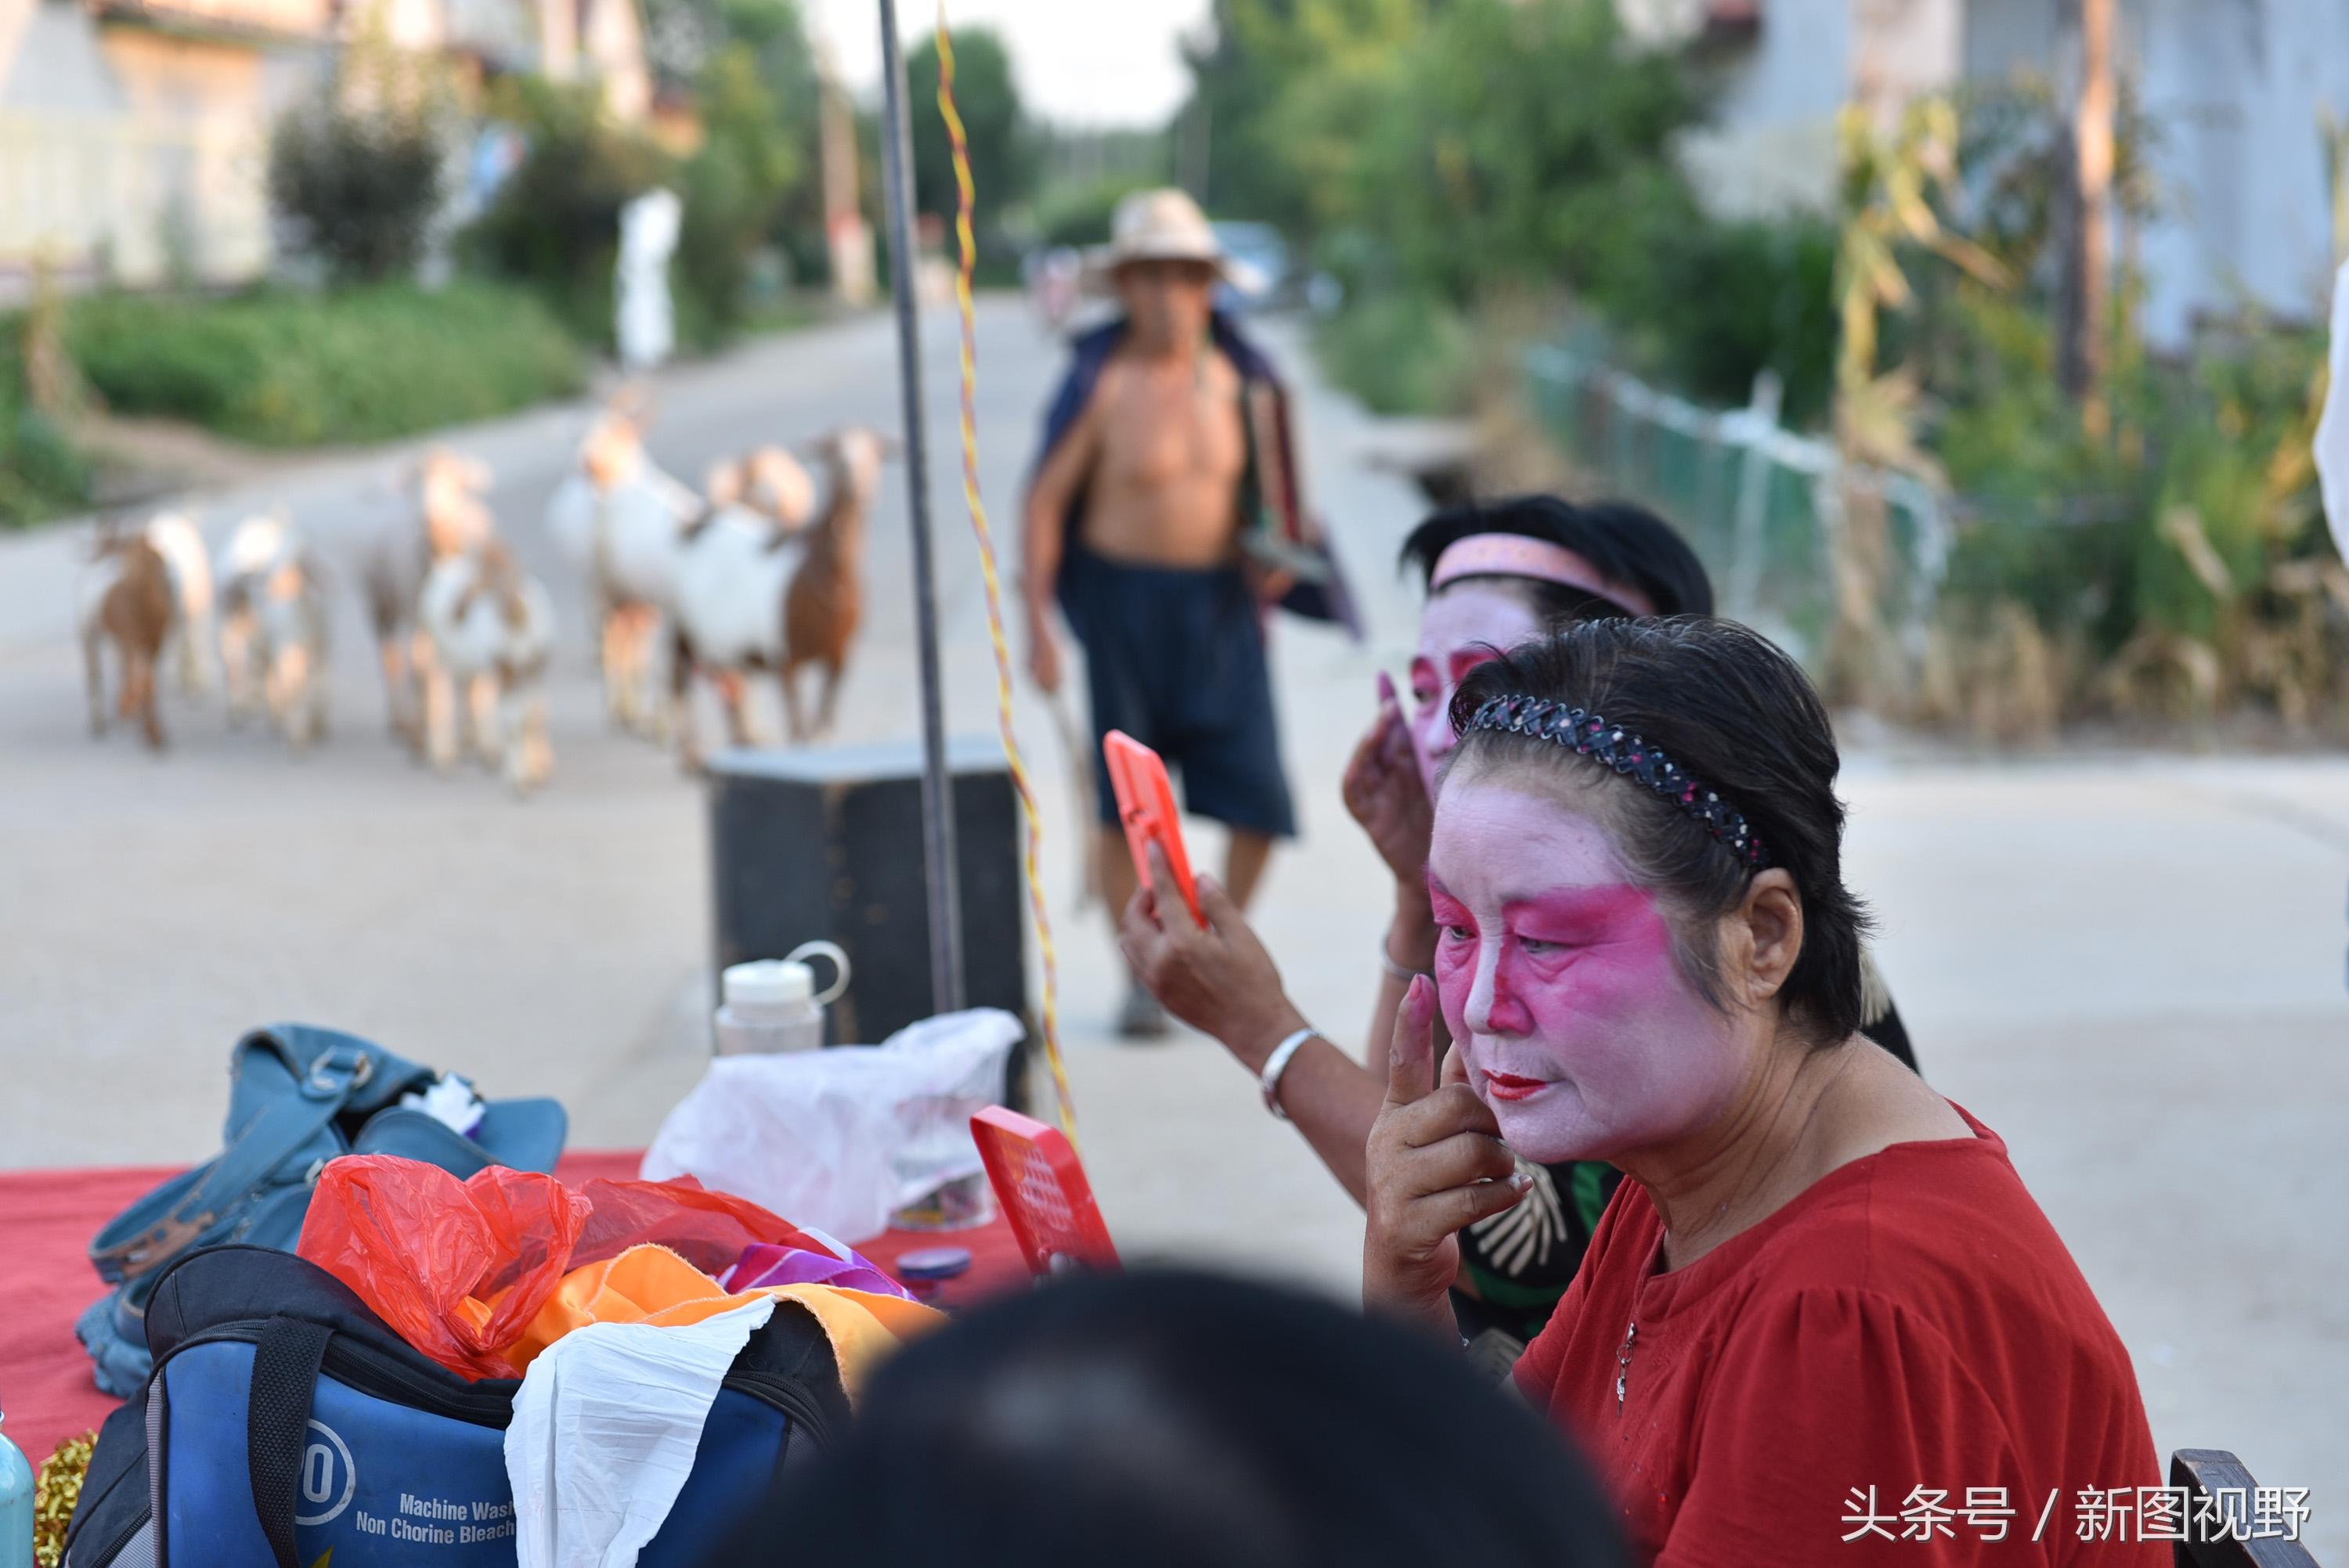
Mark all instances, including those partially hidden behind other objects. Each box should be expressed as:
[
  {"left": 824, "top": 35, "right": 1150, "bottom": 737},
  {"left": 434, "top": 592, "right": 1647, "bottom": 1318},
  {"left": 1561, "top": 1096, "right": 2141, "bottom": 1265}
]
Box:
[{"left": 1483, "top": 1071, "right": 1548, "bottom": 1102}]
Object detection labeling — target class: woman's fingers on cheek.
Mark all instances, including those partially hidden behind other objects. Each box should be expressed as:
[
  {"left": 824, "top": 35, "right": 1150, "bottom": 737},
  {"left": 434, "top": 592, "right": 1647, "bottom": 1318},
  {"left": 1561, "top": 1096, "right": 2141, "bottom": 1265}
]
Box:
[
  {"left": 1385, "top": 975, "right": 1438, "bottom": 1105},
  {"left": 1383, "top": 1098, "right": 1447, "bottom": 1148},
  {"left": 1411, "top": 1083, "right": 1501, "bottom": 1141},
  {"left": 1440, "top": 1178, "right": 1528, "bottom": 1231},
  {"left": 1390, "top": 1180, "right": 1521, "bottom": 1250},
  {"left": 1440, "top": 1082, "right": 1503, "bottom": 1133},
  {"left": 1411, "top": 1130, "right": 1520, "bottom": 1191},
  {"left": 1383, "top": 1083, "right": 1488, "bottom": 1148}
]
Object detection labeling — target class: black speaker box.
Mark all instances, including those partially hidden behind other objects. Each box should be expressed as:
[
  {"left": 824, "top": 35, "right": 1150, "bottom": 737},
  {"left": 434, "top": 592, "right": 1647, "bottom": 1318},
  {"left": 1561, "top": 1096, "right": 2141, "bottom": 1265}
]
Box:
[{"left": 705, "top": 737, "right": 1030, "bottom": 1060}]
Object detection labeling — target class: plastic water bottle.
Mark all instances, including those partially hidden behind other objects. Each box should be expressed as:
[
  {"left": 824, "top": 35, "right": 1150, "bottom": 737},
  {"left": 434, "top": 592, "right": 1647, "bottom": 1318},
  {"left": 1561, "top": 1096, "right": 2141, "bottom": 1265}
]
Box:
[
  {"left": 715, "top": 942, "right": 850, "bottom": 1055},
  {"left": 0, "top": 1397, "right": 34, "bottom": 1568}
]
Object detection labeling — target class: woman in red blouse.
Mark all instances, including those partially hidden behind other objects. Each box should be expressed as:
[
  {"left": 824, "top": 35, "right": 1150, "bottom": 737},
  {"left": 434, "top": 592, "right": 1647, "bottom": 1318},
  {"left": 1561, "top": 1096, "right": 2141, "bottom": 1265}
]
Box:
[{"left": 1362, "top": 618, "right": 2165, "bottom": 1566}]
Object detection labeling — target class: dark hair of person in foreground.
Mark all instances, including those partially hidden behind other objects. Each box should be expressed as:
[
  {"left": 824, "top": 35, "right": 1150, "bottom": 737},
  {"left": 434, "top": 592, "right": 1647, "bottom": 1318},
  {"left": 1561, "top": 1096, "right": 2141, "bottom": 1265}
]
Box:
[{"left": 745, "top": 1268, "right": 1629, "bottom": 1568}]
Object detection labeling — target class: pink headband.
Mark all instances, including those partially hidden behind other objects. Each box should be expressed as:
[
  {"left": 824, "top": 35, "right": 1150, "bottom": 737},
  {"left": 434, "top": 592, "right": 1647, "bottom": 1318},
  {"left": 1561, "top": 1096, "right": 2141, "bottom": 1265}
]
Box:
[{"left": 1428, "top": 535, "right": 1654, "bottom": 617}]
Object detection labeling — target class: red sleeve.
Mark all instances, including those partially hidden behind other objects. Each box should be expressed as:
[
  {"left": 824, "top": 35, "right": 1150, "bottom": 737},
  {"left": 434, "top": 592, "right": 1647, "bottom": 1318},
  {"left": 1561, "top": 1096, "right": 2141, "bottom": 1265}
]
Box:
[{"left": 1657, "top": 1289, "right": 2039, "bottom": 1568}]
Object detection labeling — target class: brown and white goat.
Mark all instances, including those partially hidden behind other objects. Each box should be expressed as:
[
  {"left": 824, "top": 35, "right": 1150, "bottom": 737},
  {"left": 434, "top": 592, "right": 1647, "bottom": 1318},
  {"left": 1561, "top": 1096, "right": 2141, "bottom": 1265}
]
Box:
[
  {"left": 360, "top": 448, "right": 494, "bottom": 751},
  {"left": 216, "top": 510, "right": 287, "bottom": 727},
  {"left": 417, "top": 538, "right": 556, "bottom": 795},
  {"left": 143, "top": 513, "right": 215, "bottom": 697},
  {"left": 667, "top": 429, "right": 893, "bottom": 768},
  {"left": 218, "top": 513, "right": 332, "bottom": 748},
  {"left": 81, "top": 524, "right": 175, "bottom": 750}
]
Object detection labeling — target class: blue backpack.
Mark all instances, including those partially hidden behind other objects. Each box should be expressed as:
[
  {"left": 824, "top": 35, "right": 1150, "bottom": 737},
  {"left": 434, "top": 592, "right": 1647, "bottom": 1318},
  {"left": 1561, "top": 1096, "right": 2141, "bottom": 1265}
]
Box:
[
  {"left": 78, "top": 1025, "right": 567, "bottom": 1397},
  {"left": 62, "top": 1243, "right": 845, "bottom": 1568}
]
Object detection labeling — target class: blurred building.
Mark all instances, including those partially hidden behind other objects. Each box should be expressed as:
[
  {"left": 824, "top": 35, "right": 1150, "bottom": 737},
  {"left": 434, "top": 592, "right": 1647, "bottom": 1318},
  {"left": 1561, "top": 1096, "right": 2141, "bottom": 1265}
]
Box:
[
  {"left": 0, "top": 0, "right": 649, "bottom": 301},
  {"left": 0, "top": 0, "right": 329, "bottom": 297},
  {"left": 1620, "top": 0, "right": 2349, "bottom": 348}
]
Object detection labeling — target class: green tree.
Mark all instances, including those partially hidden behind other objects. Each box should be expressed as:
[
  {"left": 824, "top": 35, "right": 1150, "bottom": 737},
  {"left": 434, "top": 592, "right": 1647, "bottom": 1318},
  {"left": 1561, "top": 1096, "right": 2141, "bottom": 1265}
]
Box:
[
  {"left": 677, "top": 41, "right": 806, "bottom": 342},
  {"left": 722, "top": 0, "right": 827, "bottom": 278},
  {"left": 907, "top": 27, "right": 1031, "bottom": 232},
  {"left": 1326, "top": 0, "right": 1696, "bottom": 306},
  {"left": 463, "top": 77, "right": 669, "bottom": 344},
  {"left": 268, "top": 57, "right": 446, "bottom": 285},
  {"left": 1178, "top": 0, "right": 1427, "bottom": 225}
]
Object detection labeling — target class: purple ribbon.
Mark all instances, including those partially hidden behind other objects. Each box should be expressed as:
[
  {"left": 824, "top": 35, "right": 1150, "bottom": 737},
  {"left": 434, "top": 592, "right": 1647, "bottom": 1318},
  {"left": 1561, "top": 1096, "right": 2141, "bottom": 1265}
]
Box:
[{"left": 720, "top": 1242, "right": 914, "bottom": 1300}]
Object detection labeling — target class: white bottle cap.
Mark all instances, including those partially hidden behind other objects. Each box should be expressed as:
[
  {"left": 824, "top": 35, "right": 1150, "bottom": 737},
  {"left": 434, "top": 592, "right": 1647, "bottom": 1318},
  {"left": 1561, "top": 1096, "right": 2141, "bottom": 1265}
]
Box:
[{"left": 723, "top": 958, "right": 814, "bottom": 1009}]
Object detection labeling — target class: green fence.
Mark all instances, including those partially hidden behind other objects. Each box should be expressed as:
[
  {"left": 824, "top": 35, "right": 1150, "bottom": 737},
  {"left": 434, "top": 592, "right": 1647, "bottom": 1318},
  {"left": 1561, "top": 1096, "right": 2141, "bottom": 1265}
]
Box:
[{"left": 1524, "top": 344, "right": 1949, "bottom": 665}]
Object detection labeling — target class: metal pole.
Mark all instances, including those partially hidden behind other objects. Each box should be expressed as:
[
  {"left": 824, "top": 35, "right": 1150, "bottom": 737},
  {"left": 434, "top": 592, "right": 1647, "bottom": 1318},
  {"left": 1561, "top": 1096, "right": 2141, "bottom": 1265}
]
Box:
[{"left": 876, "top": 0, "right": 965, "bottom": 1013}]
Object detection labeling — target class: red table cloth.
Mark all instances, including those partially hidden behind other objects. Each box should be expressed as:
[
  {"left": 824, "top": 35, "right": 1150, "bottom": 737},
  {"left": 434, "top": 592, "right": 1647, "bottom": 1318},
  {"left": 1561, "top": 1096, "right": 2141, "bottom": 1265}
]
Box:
[{"left": 0, "top": 1151, "right": 1027, "bottom": 1467}]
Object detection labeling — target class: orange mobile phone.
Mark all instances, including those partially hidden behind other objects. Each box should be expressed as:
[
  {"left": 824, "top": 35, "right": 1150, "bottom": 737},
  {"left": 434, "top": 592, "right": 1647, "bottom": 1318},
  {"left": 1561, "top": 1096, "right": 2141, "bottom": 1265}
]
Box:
[{"left": 1103, "top": 730, "right": 1201, "bottom": 925}]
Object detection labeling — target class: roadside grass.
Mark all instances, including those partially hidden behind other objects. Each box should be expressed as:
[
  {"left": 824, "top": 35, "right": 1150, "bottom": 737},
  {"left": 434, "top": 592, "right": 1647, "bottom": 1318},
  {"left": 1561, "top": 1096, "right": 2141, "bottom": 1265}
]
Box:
[
  {"left": 1309, "top": 292, "right": 1475, "bottom": 418},
  {"left": 0, "top": 312, "right": 92, "bottom": 528},
  {"left": 63, "top": 282, "right": 587, "bottom": 449}
]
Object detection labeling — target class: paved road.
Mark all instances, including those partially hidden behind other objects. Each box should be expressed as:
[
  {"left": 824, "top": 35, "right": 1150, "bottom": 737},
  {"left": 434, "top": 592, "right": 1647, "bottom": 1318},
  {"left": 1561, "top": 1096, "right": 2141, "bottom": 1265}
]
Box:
[{"left": 3, "top": 300, "right": 2344, "bottom": 1551}]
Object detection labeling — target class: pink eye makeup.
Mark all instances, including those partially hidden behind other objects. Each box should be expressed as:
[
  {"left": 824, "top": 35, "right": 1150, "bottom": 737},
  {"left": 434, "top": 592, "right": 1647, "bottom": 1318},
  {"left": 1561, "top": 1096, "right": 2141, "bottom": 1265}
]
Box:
[
  {"left": 1447, "top": 649, "right": 1497, "bottom": 686},
  {"left": 1500, "top": 885, "right": 1662, "bottom": 951}
]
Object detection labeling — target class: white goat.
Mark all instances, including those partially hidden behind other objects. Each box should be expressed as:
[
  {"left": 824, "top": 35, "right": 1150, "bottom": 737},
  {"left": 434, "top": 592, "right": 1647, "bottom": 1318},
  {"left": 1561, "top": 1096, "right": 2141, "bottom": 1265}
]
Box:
[
  {"left": 547, "top": 406, "right": 701, "bottom": 737},
  {"left": 705, "top": 445, "right": 816, "bottom": 533},
  {"left": 417, "top": 539, "right": 557, "bottom": 795},
  {"left": 216, "top": 511, "right": 288, "bottom": 727},
  {"left": 143, "top": 512, "right": 216, "bottom": 698},
  {"left": 218, "top": 514, "right": 330, "bottom": 748}
]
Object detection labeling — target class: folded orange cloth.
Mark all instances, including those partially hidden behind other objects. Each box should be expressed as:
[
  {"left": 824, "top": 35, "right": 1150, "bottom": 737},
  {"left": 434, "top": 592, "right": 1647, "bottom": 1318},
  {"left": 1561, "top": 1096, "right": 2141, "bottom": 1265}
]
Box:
[{"left": 503, "top": 1243, "right": 942, "bottom": 1394}]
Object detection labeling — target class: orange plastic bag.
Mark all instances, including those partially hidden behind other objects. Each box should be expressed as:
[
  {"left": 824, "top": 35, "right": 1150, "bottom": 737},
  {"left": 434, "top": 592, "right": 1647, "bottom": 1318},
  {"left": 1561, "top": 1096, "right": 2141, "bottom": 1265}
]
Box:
[
  {"left": 296, "top": 1155, "right": 833, "bottom": 1380},
  {"left": 507, "top": 1243, "right": 945, "bottom": 1390}
]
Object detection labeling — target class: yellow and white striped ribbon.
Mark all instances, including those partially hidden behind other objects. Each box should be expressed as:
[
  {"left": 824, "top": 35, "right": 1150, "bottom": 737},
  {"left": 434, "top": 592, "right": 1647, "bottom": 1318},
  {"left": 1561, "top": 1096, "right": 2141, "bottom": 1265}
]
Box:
[{"left": 935, "top": 12, "right": 1078, "bottom": 1144}]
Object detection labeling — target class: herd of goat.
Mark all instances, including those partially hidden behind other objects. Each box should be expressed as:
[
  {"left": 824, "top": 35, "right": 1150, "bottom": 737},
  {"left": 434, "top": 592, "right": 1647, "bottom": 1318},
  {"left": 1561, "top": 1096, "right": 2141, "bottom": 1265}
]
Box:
[{"left": 77, "top": 391, "right": 895, "bottom": 794}]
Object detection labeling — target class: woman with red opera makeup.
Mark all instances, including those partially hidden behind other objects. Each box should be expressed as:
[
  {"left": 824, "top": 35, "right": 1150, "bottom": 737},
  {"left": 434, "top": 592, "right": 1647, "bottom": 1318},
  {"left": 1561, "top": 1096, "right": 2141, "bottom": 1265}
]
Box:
[
  {"left": 1122, "top": 495, "right": 1918, "bottom": 1353},
  {"left": 1362, "top": 618, "right": 2162, "bottom": 1566}
]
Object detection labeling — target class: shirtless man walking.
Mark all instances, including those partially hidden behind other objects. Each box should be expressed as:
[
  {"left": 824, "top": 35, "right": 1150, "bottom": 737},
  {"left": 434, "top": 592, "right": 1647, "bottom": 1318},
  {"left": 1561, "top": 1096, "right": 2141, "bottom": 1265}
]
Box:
[{"left": 1024, "top": 189, "right": 1301, "bottom": 1037}]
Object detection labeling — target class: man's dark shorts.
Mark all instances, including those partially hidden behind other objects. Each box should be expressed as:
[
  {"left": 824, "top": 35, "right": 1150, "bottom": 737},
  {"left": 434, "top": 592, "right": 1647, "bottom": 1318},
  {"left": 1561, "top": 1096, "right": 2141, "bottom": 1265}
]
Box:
[{"left": 1060, "top": 542, "right": 1296, "bottom": 840}]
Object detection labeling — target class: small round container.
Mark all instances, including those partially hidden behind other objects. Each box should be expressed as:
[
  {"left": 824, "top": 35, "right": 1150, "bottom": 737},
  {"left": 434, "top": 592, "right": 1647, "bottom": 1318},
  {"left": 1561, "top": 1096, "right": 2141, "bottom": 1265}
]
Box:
[{"left": 893, "top": 1246, "right": 973, "bottom": 1306}]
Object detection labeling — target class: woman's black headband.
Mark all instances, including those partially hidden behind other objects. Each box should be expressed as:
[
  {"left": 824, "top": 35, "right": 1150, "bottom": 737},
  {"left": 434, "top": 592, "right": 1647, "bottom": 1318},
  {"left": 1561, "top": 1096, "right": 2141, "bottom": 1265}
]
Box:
[{"left": 1459, "top": 694, "right": 1770, "bottom": 871}]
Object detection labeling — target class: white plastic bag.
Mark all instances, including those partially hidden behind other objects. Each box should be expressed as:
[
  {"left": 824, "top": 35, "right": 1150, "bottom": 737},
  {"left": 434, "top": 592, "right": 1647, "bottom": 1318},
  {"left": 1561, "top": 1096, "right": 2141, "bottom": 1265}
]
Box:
[
  {"left": 641, "top": 1007, "right": 1023, "bottom": 1242},
  {"left": 506, "top": 1297, "right": 777, "bottom": 1568}
]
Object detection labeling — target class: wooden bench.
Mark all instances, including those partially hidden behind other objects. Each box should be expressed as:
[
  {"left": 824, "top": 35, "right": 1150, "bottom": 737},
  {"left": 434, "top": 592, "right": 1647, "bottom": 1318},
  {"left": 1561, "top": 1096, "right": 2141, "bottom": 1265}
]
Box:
[{"left": 2169, "top": 1449, "right": 2321, "bottom": 1567}]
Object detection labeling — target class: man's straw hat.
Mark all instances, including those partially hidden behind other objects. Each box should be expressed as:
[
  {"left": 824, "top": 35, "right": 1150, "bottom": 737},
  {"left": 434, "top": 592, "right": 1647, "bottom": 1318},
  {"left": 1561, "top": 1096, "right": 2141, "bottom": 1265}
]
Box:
[{"left": 1084, "top": 188, "right": 1265, "bottom": 295}]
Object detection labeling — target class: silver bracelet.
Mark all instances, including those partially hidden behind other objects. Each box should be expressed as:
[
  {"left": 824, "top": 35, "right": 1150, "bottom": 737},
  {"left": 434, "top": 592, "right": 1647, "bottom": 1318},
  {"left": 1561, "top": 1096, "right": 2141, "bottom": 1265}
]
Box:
[
  {"left": 1378, "top": 933, "right": 1429, "bottom": 985},
  {"left": 1260, "top": 1026, "right": 1321, "bottom": 1120}
]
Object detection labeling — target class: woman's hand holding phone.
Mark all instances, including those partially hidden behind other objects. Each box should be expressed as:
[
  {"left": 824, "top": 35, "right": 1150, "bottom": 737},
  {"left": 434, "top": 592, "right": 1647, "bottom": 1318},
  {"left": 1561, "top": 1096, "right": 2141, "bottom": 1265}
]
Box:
[{"left": 1118, "top": 841, "right": 1305, "bottom": 1073}]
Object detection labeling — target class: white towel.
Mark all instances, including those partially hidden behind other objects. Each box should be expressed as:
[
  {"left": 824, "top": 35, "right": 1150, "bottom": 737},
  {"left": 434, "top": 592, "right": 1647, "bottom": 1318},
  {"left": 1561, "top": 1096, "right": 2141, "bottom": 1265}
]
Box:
[{"left": 505, "top": 1296, "right": 778, "bottom": 1568}]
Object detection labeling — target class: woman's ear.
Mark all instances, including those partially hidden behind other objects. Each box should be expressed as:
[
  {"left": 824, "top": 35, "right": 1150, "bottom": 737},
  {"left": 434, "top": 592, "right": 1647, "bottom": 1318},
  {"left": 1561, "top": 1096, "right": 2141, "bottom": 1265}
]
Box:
[{"left": 1733, "top": 869, "right": 1804, "bottom": 1007}]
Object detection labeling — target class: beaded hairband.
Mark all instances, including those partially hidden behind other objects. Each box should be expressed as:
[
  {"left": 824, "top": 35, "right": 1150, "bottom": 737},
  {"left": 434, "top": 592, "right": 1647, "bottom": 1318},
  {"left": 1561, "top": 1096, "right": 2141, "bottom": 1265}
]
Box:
[{"left": 1460, "top": 694, "right": 1770, "bottom": 871}]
